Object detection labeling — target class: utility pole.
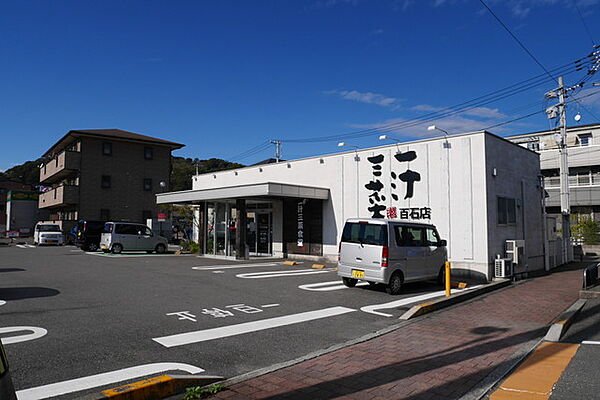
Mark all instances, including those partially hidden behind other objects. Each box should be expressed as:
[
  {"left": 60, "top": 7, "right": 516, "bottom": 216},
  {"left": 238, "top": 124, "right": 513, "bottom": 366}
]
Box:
[
  {"left": 557, "top": 77, "right": 571, "bottom": 264},
  {"left": 270, "top": 140, "right": 282, "bottom": 163},
  {"left": 546, "top": 76, "right": 578, "bottom": 264}
]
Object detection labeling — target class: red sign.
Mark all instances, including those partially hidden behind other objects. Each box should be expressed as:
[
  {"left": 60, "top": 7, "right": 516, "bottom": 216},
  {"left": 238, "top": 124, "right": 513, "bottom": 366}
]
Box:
[{"left": 157, "top": 213, "right": 167, "bottom": 222}]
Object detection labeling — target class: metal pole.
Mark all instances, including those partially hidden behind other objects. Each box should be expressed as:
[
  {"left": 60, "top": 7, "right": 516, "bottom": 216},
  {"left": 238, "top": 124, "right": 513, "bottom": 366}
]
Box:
[
  {"left": 445, "top": 261, "right": 451, "bottom": 297},
  {"left": 558, "top": 76, "right": 571, "bottom": 264}
]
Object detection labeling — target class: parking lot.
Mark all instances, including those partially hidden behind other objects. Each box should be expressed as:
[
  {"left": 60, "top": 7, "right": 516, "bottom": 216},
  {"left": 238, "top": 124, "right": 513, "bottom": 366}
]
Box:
[{"left": 0, "top": 245, "right": 468, "bottom": 399}]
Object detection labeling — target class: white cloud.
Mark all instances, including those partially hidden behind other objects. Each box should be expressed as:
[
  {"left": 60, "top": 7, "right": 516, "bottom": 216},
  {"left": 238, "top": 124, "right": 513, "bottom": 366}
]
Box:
[
  {"left": 369, "top": 28, "right": 384, "bottom": 35},
  {"left": 324, "top": 89, "right": 402, "bottom": 109},
  {"left": 411, "top": 104, "right": 506, "bottom": 118},
  {"left": 348, "top": 114, "right": 507, "bottom": 138}
]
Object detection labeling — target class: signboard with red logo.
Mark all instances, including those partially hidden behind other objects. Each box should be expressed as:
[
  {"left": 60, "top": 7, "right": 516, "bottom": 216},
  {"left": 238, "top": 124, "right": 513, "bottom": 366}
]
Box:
[{"left": 157, "top": 213, "right": 167, "bottom": 222}]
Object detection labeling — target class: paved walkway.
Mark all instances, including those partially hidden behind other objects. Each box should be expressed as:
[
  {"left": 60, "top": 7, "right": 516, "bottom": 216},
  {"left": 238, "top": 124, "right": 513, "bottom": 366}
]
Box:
[{"left": 207, "top": 263, "right": 586, "bottom": 400}]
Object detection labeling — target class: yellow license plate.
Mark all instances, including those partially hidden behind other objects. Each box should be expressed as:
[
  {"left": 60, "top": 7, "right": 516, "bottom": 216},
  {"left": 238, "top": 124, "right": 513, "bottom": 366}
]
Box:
[{"left": 351, "top": 270, "right": 365, "bottom": 278}]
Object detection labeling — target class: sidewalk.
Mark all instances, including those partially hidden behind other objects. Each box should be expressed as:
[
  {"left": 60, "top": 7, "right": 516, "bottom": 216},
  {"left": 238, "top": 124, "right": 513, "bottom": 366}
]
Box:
[{"left": 206, "top": 262, "right": 588, "bottom": 400}]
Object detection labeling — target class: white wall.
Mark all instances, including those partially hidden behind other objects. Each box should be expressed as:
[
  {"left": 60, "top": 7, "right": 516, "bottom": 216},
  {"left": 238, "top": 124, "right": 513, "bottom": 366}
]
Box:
[{"left": 193, "top": 131, "right": 542, "bottom": 280}]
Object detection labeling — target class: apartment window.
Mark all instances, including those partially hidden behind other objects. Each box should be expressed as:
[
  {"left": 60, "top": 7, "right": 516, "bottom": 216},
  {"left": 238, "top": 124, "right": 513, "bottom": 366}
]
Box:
[
  {"left": 100, "top": 209, "right": 110, "bottom": 221},
  {"left": 101, "top": 175, "right": 111, "bottom": 189},
  {"left": 526, "top": 141, "right": 540, "bottom": 151},
  {"left": 142, "top": 210, "right": 152, "bottom": 221},
  {"left": 144, "top": 147, "right": 153, "bottom": 160},
  {"left": 498, "top": 197, "right": 516, "bottom": 225},
  {"left": 578, "top": 134, "right": 592, "bottom": 147},
  {"left": 102, "top": 142, "right": 112, "bottom": 156},
  {"left": 143, "top": 178, "right": 153, "bottom": 191}
]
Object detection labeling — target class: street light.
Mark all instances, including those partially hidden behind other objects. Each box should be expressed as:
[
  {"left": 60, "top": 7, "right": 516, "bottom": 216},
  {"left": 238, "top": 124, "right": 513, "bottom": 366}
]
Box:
[
  {"left": 378, "top": 135, "right": 401, "bottom": 142},
  {"left": 427, "top": 125, "right": 449, "bottom": 138}
]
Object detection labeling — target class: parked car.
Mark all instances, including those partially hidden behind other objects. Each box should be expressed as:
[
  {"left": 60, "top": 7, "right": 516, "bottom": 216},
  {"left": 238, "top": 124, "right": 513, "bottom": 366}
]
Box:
[
  {"left": 337, "top": 218, "right": 447, "bottom": 295},
  {"left": 75, "top": 220, "right": 106, "bottom": 251},
  {"left": 33, "top": 223, "right": 64, "bottom": 246},
  {"left": 100, "top": 222, "right": 168, "bottom": 254}
]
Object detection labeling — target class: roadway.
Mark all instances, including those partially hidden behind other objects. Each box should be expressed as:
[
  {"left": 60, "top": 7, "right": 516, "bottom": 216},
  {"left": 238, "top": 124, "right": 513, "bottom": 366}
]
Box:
[{"left": 0, "top": 245, "right": 463, "bottom": 399}]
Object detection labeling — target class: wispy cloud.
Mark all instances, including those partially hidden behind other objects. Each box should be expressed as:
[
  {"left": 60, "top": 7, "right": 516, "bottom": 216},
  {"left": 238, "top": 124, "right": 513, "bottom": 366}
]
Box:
[
  {"left": 411, "top": 104, "right": 506, "bottom": 119},
  {"left": 369, "top": 28, "right": 384, "bottom": 36},
  {"left": 349, "top": 115, "right": 501, "bottom": 138},
  {"left": 324, "top": 89, "right": 403, "bottom": 109}
]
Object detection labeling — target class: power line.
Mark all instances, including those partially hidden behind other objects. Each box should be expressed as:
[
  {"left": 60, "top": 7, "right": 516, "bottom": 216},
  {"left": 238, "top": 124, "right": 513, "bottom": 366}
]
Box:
[
  {"left": 478, "top": 0, "right": 557, "bottom": 83},
  {"left": 573, "top": 0, "right": 596, "bottom": 46}
]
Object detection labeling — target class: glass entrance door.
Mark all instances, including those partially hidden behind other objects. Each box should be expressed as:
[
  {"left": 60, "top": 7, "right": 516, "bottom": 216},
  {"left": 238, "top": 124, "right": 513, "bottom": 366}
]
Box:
[{"left": 256, "top": 213, "right": 271, "bottom": 255}]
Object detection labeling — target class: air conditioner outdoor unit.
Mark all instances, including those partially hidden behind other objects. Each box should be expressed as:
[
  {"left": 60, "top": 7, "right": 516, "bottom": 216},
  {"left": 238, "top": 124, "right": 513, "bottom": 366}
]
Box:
[
  {"left": 506, "top": 240, "right": 525, "bottom": 266},
  {"left": 495, "top": 258, "right": 513, "bottom": 278}
]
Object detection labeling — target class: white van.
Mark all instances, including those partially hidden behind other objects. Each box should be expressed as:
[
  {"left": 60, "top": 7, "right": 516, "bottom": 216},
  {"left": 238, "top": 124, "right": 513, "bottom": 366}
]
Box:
[
  {"left": 100, "top": 222, "right": 168, "bottom": 254},
  {"left": 337, "top": 218, "right": 447, "bottom": 295},
  {"left": 33, "top": 223, "right": 64, "bottom": 246}
]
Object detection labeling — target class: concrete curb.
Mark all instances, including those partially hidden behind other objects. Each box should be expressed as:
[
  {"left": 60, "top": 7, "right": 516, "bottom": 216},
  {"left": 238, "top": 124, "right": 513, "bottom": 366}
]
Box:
[
  {"left": 544, "top": 298, "right": 587, "bottom": 342},
  {"left": 78, "top": 375, "right": 223, "bottom": 400},
  {"left": 399, "top": 279, "right": 511, "bottom": 320}
]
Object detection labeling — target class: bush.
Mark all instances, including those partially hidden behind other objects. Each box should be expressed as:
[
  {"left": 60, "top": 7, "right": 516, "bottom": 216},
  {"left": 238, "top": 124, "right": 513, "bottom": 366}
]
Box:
[
  {"left": 180, "top": 239, "right": 200, "bottom": 253},
  {"left": 184, "top": 384, "right": 226, "bottom": 400},
  {"left": 572, "top": 217, "right": 600, "bottom": 245}
]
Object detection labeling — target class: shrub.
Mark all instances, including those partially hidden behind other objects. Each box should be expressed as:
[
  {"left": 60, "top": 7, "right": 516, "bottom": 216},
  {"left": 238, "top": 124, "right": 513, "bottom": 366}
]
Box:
[
  {"left": 184, "top": 384, "right": 226, "bottom": 400},
  {"left": 572, "top": 217, "right": 600, "bottom": 245}
]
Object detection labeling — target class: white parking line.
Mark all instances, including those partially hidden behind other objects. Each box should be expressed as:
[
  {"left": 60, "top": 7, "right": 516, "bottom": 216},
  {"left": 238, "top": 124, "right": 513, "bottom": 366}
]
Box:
[
  {"left": 16, "top": 245, "right": 27, "bottom": 249},
  {"left": 153, "top": 306, "right": 356, "bottom": 348},
  {"left": 298, "top": 280, "right": 370, "bottom": 291},
  {"left": 236, "top": 269, "right": 331, "bottom": 279},
  {"left": 0, "top": 300, "right": 6, "bottom": 306},
  {"left": 360, "top": 286, "right": 482, "bottom": 317},
  {"left": 25, "top": 244, "right": 36, "bottom": 248},
  {"left": 15, "top": 362, "right": 204, "bottom": 400},
  {"left": 261, "top": 304, "right": 280, "bottom": 308},
  {"left": 192, "top": 263, "right": 279, "bottom": 270},
  {"left": 582, "top": 340, "right": 600, "bottom": 345},
  {"left": 0, "top": 326, "right": 48, "bottom": 345}
]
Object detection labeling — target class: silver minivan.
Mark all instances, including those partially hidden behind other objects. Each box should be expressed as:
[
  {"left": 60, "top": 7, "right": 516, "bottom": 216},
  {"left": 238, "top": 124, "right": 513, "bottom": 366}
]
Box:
[
  {"left": 337, "top": 218, "right": 447, "bottom": 295},
  {"left": 100, "top": 222, "right": 168, "bottom": 254}
]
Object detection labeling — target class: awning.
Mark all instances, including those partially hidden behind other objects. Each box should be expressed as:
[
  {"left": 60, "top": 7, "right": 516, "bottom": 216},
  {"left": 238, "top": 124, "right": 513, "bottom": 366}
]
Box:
[{"left": 157, "top": 182, "right": 330, "bottom": 204}]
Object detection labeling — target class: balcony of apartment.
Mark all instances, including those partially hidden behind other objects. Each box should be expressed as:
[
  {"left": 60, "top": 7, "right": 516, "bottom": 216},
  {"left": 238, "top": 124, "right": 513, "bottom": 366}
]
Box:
[
  {"left": 39, "top": 151, "right": 81, "bottom": 184},
  {"left": 38, "top": 185, "right": 79, "bottom": 209}
]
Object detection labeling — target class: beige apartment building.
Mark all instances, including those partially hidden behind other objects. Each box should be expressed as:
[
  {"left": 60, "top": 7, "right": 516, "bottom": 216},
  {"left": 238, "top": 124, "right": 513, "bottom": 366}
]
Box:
[
  {"left": 506, "top": 122, "right": 600, "bottom": 222},
  {"left": 38, "top": 129, "right": 184, "bottom": 232}
]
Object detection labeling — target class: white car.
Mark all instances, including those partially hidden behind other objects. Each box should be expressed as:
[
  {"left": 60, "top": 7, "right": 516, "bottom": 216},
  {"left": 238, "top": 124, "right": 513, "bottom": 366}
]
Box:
[{"left": 33, "top": 224, "right": 64, "bottom": 246}]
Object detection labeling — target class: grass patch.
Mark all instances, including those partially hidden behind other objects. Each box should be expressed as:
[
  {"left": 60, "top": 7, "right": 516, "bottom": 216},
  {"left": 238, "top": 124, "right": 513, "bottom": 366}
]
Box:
[{"left": 184, "top": 384, "right": 227, "bottom": 399}]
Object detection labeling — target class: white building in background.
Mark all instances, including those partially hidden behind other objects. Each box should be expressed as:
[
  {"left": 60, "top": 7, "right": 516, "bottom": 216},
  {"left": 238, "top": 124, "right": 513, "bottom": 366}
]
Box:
[
  {"left": 507, "top": 122, "right": 600, "bottom": 224},
  {"left": 158, "top": 130, "right": 546, "bottom": 282}
]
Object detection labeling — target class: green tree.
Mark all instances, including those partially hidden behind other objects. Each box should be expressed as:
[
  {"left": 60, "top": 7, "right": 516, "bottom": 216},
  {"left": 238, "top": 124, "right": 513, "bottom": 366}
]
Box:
[
  {"left": 2, "top": 158, "right": 44, "bottom": 186},
  {"left": 170, "top": 157, "right": 243, "bottom": 191},
  {"left": 571, "top": 216, "right": 600, "bottom": 245}
]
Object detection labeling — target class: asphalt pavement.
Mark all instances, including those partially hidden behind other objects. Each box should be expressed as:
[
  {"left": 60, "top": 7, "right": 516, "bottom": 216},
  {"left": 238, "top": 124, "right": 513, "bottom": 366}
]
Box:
[
  {"left": 0, "top": 244, "right": 459, "bottom": 399},
  {"left": 550, "top": 298, "right": 600, "bottom": 400}
]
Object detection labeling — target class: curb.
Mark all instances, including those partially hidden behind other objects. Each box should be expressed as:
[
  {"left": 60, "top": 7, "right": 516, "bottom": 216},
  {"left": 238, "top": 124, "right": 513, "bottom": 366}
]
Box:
[
  {"left": 399, "top": 279, "right": 511, "bottom": 320},
  {"left": 544, "top": 298, "right": 587, "bottom": 342},
  {"left": 78, "top": 375, "right": 223, "bottom": 400}
]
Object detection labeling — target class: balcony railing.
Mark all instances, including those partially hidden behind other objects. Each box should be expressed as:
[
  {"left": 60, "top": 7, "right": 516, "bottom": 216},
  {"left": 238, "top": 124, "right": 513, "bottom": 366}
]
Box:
[
  {"left": 544, "top": 174, "right": 600, "bottom": 188},
  {"left": 38, "top": 185, "right": 79, "bottom": 209},
  {"left": 39, "top": 151, "right": 81, "bottom": 184}
]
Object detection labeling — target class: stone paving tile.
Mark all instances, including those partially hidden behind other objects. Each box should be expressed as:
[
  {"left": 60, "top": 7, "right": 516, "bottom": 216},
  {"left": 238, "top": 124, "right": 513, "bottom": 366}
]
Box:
[{"left": 207, "top": 265, "right": 583, "bottom": 400}]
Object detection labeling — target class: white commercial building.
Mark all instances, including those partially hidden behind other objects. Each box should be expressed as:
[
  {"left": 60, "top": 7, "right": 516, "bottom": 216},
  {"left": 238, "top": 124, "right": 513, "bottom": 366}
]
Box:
[{"left": 158, "top": 131, "right": 546, "bottom": 281}]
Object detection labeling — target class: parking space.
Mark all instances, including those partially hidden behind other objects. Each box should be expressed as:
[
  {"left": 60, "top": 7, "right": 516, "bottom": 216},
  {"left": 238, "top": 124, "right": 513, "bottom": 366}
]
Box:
[{"left": 0, "top": 245, "right": 465, "bottom": 399}]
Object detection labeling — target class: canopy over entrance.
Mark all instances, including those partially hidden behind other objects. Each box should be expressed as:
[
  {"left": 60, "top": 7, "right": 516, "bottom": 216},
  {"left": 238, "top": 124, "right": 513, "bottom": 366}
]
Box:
[{"left": 156, "top": 182, "right": 329, "bottom": 204}]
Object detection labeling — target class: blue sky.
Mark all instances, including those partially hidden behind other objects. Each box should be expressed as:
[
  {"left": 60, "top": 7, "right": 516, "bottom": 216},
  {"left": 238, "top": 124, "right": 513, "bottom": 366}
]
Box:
[{"left": 1, "top": 0, "right": 600, "bottom": 170}]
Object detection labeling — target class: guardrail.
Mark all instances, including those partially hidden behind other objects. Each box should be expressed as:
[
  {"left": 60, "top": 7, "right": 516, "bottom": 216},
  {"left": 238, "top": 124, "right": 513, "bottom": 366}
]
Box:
[{"left": 583, "top": 263, "right": 599, "bottom": 290}]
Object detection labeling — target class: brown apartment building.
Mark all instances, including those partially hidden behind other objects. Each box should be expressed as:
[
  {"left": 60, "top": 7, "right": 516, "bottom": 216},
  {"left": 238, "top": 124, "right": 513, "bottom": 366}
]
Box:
[{"left": 38, "top": 129, "right": 184, "bottom": 232}]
